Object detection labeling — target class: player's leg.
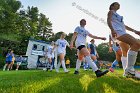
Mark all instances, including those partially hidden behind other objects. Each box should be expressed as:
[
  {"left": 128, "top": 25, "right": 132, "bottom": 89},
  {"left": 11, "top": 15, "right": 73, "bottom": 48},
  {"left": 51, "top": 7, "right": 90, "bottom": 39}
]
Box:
[
  {"left": 81, "top": 47, "right": 109, "bottom": 77},
  {"left": 117, "top": 34, "right": 140, "bottom": 78}
]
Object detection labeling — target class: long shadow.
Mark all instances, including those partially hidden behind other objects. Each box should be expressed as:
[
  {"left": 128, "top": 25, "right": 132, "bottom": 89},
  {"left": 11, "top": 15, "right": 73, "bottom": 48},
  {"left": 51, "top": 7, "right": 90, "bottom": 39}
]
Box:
[
  {"left": 38, "top": 71, "right": 88, "bottom": 93},
  {"left": 1, "top": 69, "right": 140, "bottom": 93},
  {"left": 0, "top": 70, "right": 62, "bottom": 93},
  {"left": 86, "top": 75, "right": 140, "bottom": 93},
  {"left": 38, "top": 70, "right": 140, "bottom": 93}
]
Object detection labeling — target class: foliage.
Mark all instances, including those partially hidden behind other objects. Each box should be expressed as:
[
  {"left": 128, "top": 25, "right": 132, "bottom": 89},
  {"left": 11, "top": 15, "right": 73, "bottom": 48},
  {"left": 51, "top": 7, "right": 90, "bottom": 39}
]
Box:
[{"left": 0, "top": 0, "right": 53, "bottom": 55}]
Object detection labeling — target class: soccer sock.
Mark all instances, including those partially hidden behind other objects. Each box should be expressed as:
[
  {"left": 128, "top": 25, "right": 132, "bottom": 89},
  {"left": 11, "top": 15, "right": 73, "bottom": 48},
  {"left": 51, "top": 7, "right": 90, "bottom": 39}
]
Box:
[
  {"left": 61, "top": 59, "right": 67, "bottom": 72},
  {"left": 126, "top": 50, "right": 138, "bottom": 71},
  {"left": 75, "top": 59, "right": 81, "bottom": 71},
  {"left": 85, "top": 56, "right": 98, "bottom": 72},
  {"left": 121, "top": 56, "right": 127, "bottom": 71},
  {"left": 111, "top": 60, "right": 118, "bottom": 68},
  {"left": 94, "top": 59, "right": 100, "bottom": 69},
  {"left": 50, "top": 64, "right": 53, "bottom": 70},
  {"left": 57, "top": 61, "right": 61, "bottom": 71},
  {"left": 3, "top": 64, "right": 7, "bottom": 70}
]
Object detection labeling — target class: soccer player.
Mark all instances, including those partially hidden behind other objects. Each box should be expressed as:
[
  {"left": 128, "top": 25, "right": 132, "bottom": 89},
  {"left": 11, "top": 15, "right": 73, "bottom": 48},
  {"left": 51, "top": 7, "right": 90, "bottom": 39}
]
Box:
[
  {"left": 53, "top": 32, "right": 70, "bottom": 73},
  {"left": 107, "top": 2, "right": 140, "bottom": 78},
  {"left": 109, "top": 35, "right": 122, "bottom": 72},
  {"left": 46, "top": 41, "right": 55, "bottom": 71},
  {"left": 70, "top": 19, "right": 109, "bottom": 77},
  {"left": 87, "top": 39, "right": 100, "bottom": 69}
]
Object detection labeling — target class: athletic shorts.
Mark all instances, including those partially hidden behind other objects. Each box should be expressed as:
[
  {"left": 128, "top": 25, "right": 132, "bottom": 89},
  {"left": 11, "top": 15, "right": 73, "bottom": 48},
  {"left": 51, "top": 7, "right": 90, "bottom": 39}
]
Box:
[
  {"left": 17, "top": 62, "right": 22, "bottom": 65},
  {"left": 6, "top": 61, "right": 12, "bottom": 64},
  {"left": 90, "top": 54, "right": 96, "bottom": 57},
  {"left": 77, "top": 45, "right": 86, "bottom": 51},
  {"left": 57, "top": 50, "right": 66, "bottom": 56},
  {"left": 47, "top": 54, "right": 52, "bottom": 59}
]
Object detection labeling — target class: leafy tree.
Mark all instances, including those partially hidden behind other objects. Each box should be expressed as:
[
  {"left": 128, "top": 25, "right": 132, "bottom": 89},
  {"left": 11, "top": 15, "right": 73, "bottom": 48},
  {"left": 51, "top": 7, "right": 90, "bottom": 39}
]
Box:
[{"left": 37, "top": 13, "right": 53, "bottom": 41}]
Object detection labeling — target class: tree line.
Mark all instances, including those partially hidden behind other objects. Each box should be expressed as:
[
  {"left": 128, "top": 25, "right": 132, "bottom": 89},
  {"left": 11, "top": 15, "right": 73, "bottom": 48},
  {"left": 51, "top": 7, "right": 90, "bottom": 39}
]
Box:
[{"left": 0, "top": 0, "right": 140, "bottom": 68}]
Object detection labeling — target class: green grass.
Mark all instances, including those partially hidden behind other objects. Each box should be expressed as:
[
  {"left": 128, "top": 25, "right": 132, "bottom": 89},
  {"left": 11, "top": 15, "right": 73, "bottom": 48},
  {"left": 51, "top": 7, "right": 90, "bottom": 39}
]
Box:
[{"left": 0, "top": 68, "right": 140, "bottom": 93}]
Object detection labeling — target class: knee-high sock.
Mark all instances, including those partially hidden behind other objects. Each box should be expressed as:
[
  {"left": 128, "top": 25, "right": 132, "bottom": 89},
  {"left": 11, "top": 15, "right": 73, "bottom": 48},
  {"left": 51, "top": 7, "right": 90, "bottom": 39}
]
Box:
[
  {"left": 111, "top": 60, "right": 118, "bottom": 68},
  {"left": 126, "top": 50, "right": 138, "bottom": 71},
  {"left": 94, "top": 59, "right": 100, "bottom": 69},
  {"left": 75, "top": 59, "right": 81, "bottom": 71},
  {"left": 121, "top": 56, "right": 127, "bottom": 71},
  {"left": 85, "top": 56, "right": 98, "bottom": 72},
  {"left": 61, "top": 59, "right": 67, "bottom": 72},
  {"left": 3, "top": 64, "right": 7, "bottom": 70},
  {"left": 57, "top": 61, "right": 61, "bottom": 70},
  {"left": 50, "top": 64, "right": 53, "bottom": 70}
]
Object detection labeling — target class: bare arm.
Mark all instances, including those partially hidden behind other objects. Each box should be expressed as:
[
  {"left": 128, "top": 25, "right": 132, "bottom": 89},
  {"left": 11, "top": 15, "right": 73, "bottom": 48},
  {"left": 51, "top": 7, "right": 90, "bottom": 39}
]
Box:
[
  {"left": 107, "top": 11, "right": 114, "bottom": 31},
  {"left": 125, "top": 25, "right": 140, "bottom": 36},
  {"left": 70, "top": 32, "right": 78, "bottom": 48},
  {"left": 125, "top": 25, "right": 135, "bottom": 32},
  {"left": 88, "top": 34, "right": 106, "bottom": 40},
  {"left": 107, "top": 10, "right": 117, "bottom": 37},
  {"left": 109, "top": 36, "right": 112, "bottom": 47},
  {"left": 108, "top": 36, "right": 113, "bottom": 53},
  {"left": 87, "top": 45, "right": 91, "bottom": 53}
]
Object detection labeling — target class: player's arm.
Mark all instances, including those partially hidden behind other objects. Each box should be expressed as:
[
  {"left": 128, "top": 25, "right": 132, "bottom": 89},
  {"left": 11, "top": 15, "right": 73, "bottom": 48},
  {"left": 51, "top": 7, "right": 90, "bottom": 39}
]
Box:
[
  {"left": 88, "top": 34, "right": 106, "bottom": 40},
  {"left": 107, "top": 10, "right": 117, "bottom": 37},
  {"left": 109, "top": 36, "right": 113, "bottom": 53},
  {"left": 52, "top": 41, "right": 58, "bottom": 52},
  {"left": 70, "top": 32, "right": 78, "bottom": 49},
  {"left": 96, "top": 51, "right": 99, "bottom": 58},
  {"left": 125, "top": 25, "right": 140, "bottom": 36},
  {"left": 87, "top": 44, "right": 91, "bottom": 53}
]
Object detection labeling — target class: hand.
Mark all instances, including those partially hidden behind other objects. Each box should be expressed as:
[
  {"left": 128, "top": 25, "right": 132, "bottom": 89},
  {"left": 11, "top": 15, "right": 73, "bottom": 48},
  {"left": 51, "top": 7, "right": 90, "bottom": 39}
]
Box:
[
  {"left": 111, "top": 30, "right": 117, "bottom": 38},
  {"left": 109, "top": 47, "right": 113, "bottom": 53},
  {"left": 96, "top": 55, "right": 99, "bottom": 58},
  {"left": 101, "top": 37, "right": 106, "bottom": 40},
  {"left": 134, "top": 30, "right": 140, "bottom": 36}
]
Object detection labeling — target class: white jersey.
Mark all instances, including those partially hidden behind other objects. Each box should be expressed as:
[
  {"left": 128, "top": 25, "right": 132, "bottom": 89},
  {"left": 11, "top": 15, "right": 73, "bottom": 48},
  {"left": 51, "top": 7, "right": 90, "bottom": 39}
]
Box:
[
  {"left": 74, "top": 26, "right": 90, "bottom": 48},
  {"left": 55, "top": 39, "right": 69, "bottom": 55},
  {"left": 111, "top": 10, "right": 127, "bottom": 37},
  {"left": 47, "top": 45, "right": 53, "bottom": 54},
  {"left": 47, "top": 45, "right": 54, "bottom": 58}
]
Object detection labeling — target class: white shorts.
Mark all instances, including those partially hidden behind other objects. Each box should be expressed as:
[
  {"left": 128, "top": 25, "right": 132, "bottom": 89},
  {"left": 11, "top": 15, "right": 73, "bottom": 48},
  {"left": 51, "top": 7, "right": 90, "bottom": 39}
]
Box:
[
  {"left": 47, "top": 54, "right": 52, "bottom": 59},
  {"left": 90, "top": 54, "right": 96, "bottom": 57},
  {"left": 57, "top": 50, "right": 66, "bottom": 55},
  {"left": 17, "top": 62, "right": 22, "bottom": 65}
]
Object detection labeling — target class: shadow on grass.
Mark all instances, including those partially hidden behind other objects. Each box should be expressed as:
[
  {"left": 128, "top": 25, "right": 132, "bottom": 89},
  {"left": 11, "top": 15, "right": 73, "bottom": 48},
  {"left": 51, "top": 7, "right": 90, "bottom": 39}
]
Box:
[
  {"left": 86, "top": 76, "right": 140, "bottom": 93},
  {"left": 0, "top": 69, "right": 140, "bottom": 93},
  {"left": 38, "top": 71, "right": 140, "bottom": 93}
]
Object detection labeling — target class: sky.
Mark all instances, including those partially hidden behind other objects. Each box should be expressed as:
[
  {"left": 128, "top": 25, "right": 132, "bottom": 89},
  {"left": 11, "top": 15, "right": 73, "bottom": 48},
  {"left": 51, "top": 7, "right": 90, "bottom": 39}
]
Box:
[{"left": 19, "top": 0, "right": 140, "bottom": 45}]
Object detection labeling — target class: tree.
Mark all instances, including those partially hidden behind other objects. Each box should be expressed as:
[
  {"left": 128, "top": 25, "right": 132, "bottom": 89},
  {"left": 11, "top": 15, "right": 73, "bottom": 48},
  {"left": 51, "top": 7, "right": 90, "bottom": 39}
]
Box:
[
  {"left": 37, "top": 13, "right": 53, "bottom": 41},
  {"left": 0, "top": 0, "right": 22, "bottom": 41},
  {"left": 97, "top": 43, "right": 115, "bottom": 62}
]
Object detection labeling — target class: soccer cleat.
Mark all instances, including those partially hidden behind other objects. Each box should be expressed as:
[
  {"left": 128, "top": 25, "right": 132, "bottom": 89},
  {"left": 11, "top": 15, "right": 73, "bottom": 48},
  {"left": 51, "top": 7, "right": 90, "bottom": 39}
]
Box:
[
  {"left": 109, "top": 67, "right": 114, "bottom": 72},
  {"left": 56, "top": 69, "right": 59, "bottom": 73},
  {"left": 124, "top": 69, "right": 140, "bottom": 79},
  {"left": 16, "top": 69, "right": 18, "bottom": 71},
  {"left": 64, "top": 70, "right": 70, "bottom": 73},
  {"left": 74, "top": 70, "right": 79, "bottom": 74},
  {"left": 95, "top": 70, "right": 109, "bottom": 77},
  {"left": 43, "top": 68, "right": 47, "bottom": 71},
  {"left": 84, "top": 69, "right": 88, "bottom": 71}
]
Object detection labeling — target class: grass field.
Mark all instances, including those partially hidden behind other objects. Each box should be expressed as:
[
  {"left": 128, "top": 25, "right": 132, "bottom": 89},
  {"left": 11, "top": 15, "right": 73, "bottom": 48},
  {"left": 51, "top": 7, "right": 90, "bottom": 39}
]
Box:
[{"left": 0, "top": 68, "right": 140, "bottom": 93}]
